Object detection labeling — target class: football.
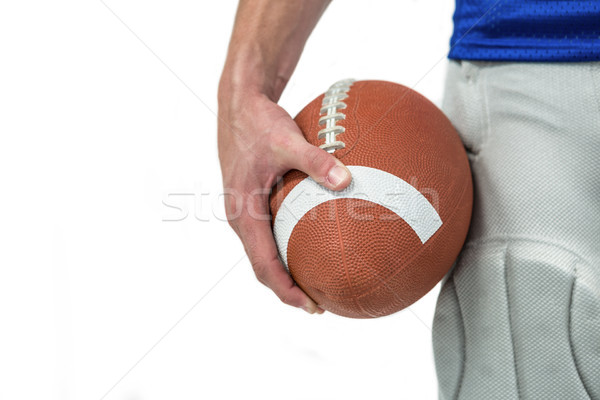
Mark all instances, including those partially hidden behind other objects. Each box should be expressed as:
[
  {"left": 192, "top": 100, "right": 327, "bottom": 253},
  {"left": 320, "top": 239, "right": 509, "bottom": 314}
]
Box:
[{"left": 269, "top": 80, "right": 472, "bottom": 318}]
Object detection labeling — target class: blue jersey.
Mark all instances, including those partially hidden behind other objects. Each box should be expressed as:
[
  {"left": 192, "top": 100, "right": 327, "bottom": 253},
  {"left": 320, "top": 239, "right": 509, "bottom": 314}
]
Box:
[{"left": 448, "top": 0, "right": 600, "bottom": 61}]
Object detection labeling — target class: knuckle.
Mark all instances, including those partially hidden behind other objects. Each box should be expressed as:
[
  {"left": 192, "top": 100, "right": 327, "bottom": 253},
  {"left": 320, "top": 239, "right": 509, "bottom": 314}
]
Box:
[
  {"left": 278, "top": 292, "right": 291, "bottom": 306},
  {"left": 225, "top": 217, "right": 237, "bottom": 231},
  {"left": 303, "top": 148, "right": 330, "bottom": 175},
  {"left": 223, "top": 197, "right": 242, "bottom": 226},
  {"left": 251, "top": 257, "right": 269, "bottom": 282},
  {"left": 223, "top": 198, "right": 235, "bottom": 216}
]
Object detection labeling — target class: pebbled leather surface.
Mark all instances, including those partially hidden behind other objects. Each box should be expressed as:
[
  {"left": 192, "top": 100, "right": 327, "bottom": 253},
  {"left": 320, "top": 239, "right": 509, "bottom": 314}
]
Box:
[
  {"left": 273, "top": 165, "right": 444, "bottom": 269},
  {"left": 270, "top": 80, "right": 473, "bottom": 318}
]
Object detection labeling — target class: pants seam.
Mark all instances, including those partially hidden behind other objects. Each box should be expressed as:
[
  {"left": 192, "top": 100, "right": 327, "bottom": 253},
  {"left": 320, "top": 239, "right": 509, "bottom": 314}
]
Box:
[
  {"left": 463, "top": 235, "right": 598, "bottom": 267},
  {"left": 567, "top": 259, "right": 593, "bottom": 400},
  {"left": 451, "top": 275, "right": 467, "bottom": 400},
  {"left": 503, "top": 244, "right": 522, "bottom": 399}
]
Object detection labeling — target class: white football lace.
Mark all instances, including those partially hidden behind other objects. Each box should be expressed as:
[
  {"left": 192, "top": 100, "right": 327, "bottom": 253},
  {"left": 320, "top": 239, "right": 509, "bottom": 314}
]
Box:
[{"left": 318, "top": 79, "right": 355, "bottom": 153}]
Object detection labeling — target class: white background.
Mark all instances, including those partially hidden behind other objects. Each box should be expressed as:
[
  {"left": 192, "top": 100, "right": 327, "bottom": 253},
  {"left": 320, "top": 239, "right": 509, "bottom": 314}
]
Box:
[{"left": 0, "top": 1, "right": 454, "bottom": 399}]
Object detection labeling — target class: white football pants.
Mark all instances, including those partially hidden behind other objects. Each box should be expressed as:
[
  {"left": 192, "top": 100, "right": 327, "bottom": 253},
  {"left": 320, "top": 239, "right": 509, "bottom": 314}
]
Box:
[{"left": 432, "top": 60, "right": 600, "bottom": 400}]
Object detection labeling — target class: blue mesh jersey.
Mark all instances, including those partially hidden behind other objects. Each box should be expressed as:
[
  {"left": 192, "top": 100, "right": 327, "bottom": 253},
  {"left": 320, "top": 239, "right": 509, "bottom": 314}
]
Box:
[{"left": 448, "top": 0, "right": 600, "bottom": 61}]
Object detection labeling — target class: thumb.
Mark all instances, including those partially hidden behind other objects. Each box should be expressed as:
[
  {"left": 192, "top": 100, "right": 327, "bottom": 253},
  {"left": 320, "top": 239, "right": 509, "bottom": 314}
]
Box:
[{"left": 285, "top": 137, "right": 352, "bottom": 191}]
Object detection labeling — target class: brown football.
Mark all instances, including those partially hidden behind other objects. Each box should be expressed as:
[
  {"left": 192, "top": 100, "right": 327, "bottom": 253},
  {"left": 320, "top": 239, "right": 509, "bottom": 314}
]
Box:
[{"left": 269, "top": 80, "right": 472, "bottom": 318}]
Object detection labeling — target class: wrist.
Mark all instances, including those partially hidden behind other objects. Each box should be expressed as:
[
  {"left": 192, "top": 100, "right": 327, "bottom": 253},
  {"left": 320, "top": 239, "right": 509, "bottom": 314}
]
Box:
[{"left": 219, "top": 43, "right": 291, "bottom": 104}]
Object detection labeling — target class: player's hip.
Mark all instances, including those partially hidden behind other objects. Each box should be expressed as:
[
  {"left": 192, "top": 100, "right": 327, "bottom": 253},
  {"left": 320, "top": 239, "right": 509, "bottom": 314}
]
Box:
[{"left": 442, "top": 59, "right": 600, "bottom": 263}]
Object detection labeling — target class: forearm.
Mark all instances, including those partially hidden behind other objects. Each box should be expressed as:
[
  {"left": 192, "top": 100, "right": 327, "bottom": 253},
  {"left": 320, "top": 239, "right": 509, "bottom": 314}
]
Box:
[{"left": 219, "top": 0, "right": 331, "bottom": 103}]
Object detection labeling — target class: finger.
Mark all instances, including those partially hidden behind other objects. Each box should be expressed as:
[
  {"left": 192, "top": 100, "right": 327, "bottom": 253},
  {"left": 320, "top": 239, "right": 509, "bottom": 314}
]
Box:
[
  {"left": 237, "top": 209, "right": 321, "bottom": 314},
  {"left": 279, "top": 135, "right": 352, "bottom": 191}
]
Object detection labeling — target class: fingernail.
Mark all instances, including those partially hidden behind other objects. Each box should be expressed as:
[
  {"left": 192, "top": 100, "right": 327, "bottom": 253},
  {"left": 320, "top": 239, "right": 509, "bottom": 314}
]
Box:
[
  {"left": 301, "top": 305, "right": 316, "bottom": 314},
  {"left": 316, "top": 307, "right": 325, "bottom": 314},
  {"left": 327, "top": 165, "right": 350, "bottom": 188}
]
